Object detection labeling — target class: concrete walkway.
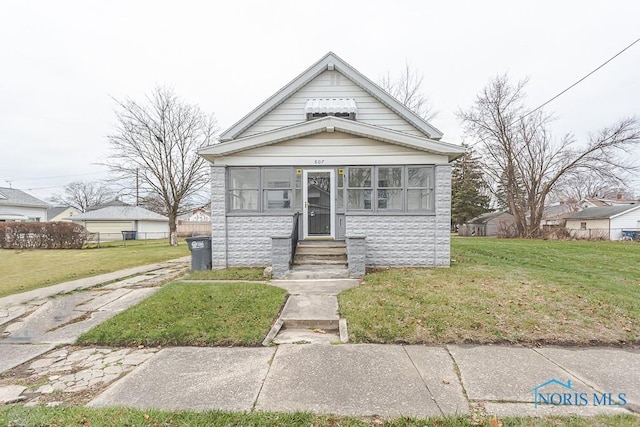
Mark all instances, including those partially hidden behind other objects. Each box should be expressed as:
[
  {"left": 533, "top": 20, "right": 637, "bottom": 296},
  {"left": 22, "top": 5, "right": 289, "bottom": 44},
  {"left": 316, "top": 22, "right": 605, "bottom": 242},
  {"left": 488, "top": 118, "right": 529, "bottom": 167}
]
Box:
[{"left": 0, "top": 257, "right": 189, "bottom": 374}]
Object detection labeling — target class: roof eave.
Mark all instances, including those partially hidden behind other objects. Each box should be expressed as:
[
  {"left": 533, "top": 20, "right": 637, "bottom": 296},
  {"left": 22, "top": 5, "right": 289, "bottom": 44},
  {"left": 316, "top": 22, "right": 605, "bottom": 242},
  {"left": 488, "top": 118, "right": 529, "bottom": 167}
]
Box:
[{"left": 201, "top": 117, "right": 464, "bottom": 162}]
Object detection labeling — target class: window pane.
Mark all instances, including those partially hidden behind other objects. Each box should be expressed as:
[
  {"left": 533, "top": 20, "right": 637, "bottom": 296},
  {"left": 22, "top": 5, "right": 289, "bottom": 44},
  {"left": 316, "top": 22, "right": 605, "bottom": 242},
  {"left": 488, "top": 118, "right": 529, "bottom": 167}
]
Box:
[
  {"left": 230, "top": 168, "right": 258, "bottom": 189},
  {"left": 378, "top": 189, "right": 403, "bottom": 210},
  {"left": 347, "top": 189, "right": 372, "bottom": 210},
  {"left": 408, "top": 167, "right": 431, "bottom": 188},
  {"left": 230, "top": 190, "right": 258, "bottom": 210},
  {"left": 407, "top": 189, "right": 433, "bottom": 211},
  {"left": 264, "top": 190, "right": 290, "bottom": 210},
  {"left": 337, "top": 187, "right": 344, "bottom": 210},
  {"left": 348, "top": 168, "right": 372, "bottom": 188},
  {"left": 265, "top": 168, "right": 291, "bottom": 189},
  {"left": 378, "top": 167, "right": 402, "bottom": 188}
]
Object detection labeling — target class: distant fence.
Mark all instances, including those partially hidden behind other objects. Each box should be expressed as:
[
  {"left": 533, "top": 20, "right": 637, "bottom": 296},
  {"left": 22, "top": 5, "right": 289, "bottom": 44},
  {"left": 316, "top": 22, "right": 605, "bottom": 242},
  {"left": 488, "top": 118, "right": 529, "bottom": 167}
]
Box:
[
  {"left": 85, "top": 232, "right": 171, "bottom": 247},
  {"left": 177, "top": 222, "right": 211, "bottom": 237},
  {"left": 567, "top": 228, "right": 640, "bottom": 241}
]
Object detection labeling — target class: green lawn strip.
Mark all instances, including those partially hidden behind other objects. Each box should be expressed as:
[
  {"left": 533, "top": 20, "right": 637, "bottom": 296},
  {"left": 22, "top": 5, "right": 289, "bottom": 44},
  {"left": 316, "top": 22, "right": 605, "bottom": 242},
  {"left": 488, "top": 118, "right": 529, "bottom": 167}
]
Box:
[
  {"left": 340, "top": 239, "right": 640, "bottom": 345},
  {"left": 187, "top": 267, "right": 266, "bottom": 281},
  {"left": 0, "top": 240, "right": 189, "bottom": 298},
  {"left": 1, "top": 406, "right": 637, "bottom": 427},
  {"left": 78, "top": 282, "right": 287, "bottom": 347}
]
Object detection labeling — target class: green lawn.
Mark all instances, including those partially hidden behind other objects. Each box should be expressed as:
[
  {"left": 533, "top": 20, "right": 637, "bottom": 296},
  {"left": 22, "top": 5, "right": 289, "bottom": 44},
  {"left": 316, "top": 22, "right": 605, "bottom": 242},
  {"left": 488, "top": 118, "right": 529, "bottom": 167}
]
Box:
[
  {"left": 78, "top": 282, "right": 287, "bottom": 347},
  {"left": 339, "top": 238, "right": 640, "bottom": 345},
  {"left": 1, "top": 406, "right": 636, "bottom": 427},
  {"left": 187, "top": 267, "right": 266, "bottom": 281},
  {"left": 0, "top": 240, "right": 189, "bottom": 298}
]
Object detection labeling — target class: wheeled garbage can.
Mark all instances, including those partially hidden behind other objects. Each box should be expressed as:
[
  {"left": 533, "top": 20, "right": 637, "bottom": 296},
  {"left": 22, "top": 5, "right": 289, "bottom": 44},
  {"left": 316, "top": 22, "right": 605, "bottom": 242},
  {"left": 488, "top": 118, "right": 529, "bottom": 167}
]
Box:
[{"left": 186, "top": 236, "right": 212, "bottom": 271}]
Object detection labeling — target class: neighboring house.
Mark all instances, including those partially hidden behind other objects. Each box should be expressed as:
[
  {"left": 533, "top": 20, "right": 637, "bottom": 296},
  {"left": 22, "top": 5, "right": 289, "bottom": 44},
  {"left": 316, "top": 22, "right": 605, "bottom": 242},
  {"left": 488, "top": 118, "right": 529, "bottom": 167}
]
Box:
[
  {"left": 177, "top": 207, "right": 212, "bottom": 237},
  {"left": 199, "top": 52, "right": 465, "bottom": 270},
  {"left": 0, "top": 187, "right": 49, "bottom": 222},
  {"left": 577, "top": 197, "right": 638, "bottom": 210},
  {"left": 541, "top": 202, "right": 576, "bottom": 228},
  {"left": 69, "top": 206, "right": 170, "bottom": 241},
  {"left": 86, "top": 199, "right": 130, "bottom": 211},
  {"left": 458, "top": 211, "right": 515, "bottom": 237},
  {"left": 47, "top": 206, "right": 80, "bottom": 222},
  {"left": 565, "top": 204, "right": 640, "bottom": 240}
]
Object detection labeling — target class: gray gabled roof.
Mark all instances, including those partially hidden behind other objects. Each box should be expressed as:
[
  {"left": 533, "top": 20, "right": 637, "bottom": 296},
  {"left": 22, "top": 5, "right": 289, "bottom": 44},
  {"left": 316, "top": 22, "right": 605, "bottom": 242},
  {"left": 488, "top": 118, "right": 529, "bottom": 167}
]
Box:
[
  {"left": 467, "top": 211, "right": 511, "bottom": 224},
  {"left": 565, "top": 204, "right": 639, "bottom": 220},
  {"left": 0, "top": 187, "right": 49, "bottom": 208},
  {"left": 47, "top": 206, "right": 72, "bottom": 219},
  {"left": 218, "top": 52, "right": 444, "bottom": 142},
  {"left": 69, "top": 206, "right": 169, "bottom": 222}
]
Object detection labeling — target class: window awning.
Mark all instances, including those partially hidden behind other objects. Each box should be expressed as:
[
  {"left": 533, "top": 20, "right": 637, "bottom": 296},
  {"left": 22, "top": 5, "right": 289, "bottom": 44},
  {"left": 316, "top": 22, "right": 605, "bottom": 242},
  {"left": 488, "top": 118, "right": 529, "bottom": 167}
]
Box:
[{"left": 304, "top": 98, "right": 358, "bottom": 115}]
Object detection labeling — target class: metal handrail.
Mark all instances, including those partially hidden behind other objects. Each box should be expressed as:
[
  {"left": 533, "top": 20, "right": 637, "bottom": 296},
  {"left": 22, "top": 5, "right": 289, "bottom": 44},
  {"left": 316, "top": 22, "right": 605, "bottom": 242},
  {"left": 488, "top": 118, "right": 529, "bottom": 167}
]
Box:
[{"left": 290, "top": 212, "right": 300, "bottom": 265}]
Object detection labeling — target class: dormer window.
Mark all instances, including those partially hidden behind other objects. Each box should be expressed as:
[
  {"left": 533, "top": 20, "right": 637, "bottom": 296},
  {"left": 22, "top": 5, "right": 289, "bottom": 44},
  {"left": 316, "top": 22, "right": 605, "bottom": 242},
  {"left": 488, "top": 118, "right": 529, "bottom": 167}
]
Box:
[{"left": 305, "top": 98, "right": 357, "bottom": 121}]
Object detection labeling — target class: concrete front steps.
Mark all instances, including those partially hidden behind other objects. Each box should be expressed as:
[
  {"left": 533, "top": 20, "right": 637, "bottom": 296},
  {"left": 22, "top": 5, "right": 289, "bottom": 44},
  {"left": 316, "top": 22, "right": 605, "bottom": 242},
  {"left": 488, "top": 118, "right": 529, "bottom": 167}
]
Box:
[
  {"left": 264, "top": 279, "right": 359, "bottom": 345},
  {"left": 285, "top": 241, "right": 350, "bottom": 280}
]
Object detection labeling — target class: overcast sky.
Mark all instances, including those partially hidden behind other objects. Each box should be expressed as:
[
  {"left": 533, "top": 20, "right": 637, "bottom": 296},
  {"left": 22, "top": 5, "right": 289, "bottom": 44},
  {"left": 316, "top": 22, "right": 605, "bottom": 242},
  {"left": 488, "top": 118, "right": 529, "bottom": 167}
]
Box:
[{"left": 1, "top": 1, "right": 639, "bottom": 201}]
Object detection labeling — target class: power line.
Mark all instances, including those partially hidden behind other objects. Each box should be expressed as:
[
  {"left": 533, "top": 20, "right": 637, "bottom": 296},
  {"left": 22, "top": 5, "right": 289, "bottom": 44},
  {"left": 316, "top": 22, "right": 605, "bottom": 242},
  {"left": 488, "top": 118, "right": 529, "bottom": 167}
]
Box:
[
  {"left": 520, "top": 37, "right": 640, "bottom": 122},
  {"left": 3, "top": 171, "right": 105, "bottom": 182}
]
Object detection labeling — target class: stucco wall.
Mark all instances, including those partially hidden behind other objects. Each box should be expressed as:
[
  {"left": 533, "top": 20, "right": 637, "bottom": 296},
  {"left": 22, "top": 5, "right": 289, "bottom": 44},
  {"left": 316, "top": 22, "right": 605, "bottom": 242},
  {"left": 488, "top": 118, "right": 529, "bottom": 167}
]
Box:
[{"left": 226, "top": 216, "right": 293, "bottom": 266}]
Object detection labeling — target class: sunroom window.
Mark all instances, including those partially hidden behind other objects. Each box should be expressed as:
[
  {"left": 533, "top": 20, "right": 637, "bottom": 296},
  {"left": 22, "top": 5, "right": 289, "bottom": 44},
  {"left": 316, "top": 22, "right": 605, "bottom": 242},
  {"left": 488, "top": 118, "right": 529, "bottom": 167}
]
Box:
[
  {"left": 407, "top": 167, "right": 434, "bottom": 211},
  {"left": 229, "top": 168, "right": 259, "bottom": 211},
  {"left": 347, "top": 167, "right": 372, "bottom": 210},
  {"left": 377, "top": 167, "right": 403, "bottom": 210},
  {"left": 263, "top": 168, "right": 292, "bottom": 210}
]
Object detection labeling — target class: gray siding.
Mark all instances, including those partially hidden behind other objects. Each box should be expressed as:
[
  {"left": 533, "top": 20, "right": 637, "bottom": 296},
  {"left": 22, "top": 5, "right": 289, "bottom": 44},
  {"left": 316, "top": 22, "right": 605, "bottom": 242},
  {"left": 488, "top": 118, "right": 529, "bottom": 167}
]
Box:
[
  {"left": 226, "top": 216, "right": 293, "bottom": 266},
  {"left": 238, "top": 70, "right": 425, "bottom": 138}
]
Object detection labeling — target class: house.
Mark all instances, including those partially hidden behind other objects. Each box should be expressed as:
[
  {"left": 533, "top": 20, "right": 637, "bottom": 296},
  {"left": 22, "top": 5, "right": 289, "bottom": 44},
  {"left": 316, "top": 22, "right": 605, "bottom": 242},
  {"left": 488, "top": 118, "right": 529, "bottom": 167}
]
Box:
[
  {"left": 0, "top": 187, "right": 49, "bottom": 222},
  {"left": 577, "top": 196, "right": 638, "bottom": 210},
  {"left": 47, "top": 206, "right": 80, "bottom": 222},
  {"left": 565, "top": 204, "right": 640, "bottom": 240},
  {"left": 458, "top": 211, "right": 515, "bottom": 237},
  {"left": 199, "top": 52, "right": 465, "bottom": 274},
  {"left": 69, "top": 205, "right": 169, "bottom": 241},
  {"left": 541, "top": 202, "right": 576, "bottom": 228},
  {"left": 177, "top": 206, "right": 212, "bottom": 237}
]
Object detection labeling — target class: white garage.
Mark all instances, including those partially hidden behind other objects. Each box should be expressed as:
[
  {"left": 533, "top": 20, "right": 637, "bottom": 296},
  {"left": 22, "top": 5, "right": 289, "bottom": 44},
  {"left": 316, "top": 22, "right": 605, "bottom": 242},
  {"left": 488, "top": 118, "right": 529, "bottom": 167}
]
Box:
[{"left": 70, "top": 206, "right": 169, "bottom": 241}]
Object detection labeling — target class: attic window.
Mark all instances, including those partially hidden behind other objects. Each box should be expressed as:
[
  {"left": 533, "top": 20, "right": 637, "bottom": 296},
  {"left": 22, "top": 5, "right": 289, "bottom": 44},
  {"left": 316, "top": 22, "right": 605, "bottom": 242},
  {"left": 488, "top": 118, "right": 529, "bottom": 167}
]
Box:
[{"left": 305, "top": 98, "right": 357, "bottom": 121}]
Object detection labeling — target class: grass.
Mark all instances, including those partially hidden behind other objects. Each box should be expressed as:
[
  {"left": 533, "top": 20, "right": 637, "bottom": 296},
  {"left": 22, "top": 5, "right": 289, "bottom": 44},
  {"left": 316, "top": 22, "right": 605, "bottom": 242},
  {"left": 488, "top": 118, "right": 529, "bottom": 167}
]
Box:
[
  {"left": 187, "top": 267, "right": 266, "bottom": 281},
  {"left": 0, "top": 239, "right": 188, "bottom": 298},
  {"left": 339, "top": 238, "right": 640, "bottom": 345},
  {"left": 1, "top": 406, "right": 637, "bottom": 427},
  {"left": 77, "top": 282, "right": 287, "bottom": 347}
]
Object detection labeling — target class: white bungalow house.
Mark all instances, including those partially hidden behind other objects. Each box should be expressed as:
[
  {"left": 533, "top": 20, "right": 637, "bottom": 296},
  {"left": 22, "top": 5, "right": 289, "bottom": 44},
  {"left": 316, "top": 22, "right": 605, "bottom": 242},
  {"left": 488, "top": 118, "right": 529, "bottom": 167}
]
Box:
[
  {"left": 199, "top": 52, "right": 465, "bottom": 276},
  {"left": 565, "top": 204, "right": 640, "bottom": 240},
  {"left": 0, "top": 187, "right": 49, "bottom": 222}
]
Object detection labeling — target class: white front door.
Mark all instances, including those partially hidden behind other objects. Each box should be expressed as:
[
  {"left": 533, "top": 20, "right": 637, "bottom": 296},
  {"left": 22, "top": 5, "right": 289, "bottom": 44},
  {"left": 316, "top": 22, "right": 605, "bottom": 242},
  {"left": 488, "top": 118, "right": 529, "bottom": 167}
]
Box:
[{"left": 302, "top": 169, "right": 335, "bottom": 239}]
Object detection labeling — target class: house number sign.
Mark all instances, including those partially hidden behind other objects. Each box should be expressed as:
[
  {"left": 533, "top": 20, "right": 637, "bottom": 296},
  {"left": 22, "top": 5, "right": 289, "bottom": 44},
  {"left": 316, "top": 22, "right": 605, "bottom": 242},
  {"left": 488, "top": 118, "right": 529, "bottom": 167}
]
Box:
[{"left": 314, "top": 160, "right": 325, "bottom": 164}]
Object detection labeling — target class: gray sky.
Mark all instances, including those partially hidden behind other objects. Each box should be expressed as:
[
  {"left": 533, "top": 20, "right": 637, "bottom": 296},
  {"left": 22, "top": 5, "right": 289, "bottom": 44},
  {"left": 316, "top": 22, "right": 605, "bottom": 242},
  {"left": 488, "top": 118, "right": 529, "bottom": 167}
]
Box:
[{"left": 1, "top": 0, "right": 639, "bottom": 201}]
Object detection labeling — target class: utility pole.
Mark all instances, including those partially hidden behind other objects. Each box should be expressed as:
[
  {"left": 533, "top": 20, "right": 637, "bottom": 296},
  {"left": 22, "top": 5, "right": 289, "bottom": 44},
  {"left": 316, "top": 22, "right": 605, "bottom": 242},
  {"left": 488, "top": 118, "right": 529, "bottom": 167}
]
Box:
[{"left": 135, "top": 169, "right": 139, "bottom": 206}]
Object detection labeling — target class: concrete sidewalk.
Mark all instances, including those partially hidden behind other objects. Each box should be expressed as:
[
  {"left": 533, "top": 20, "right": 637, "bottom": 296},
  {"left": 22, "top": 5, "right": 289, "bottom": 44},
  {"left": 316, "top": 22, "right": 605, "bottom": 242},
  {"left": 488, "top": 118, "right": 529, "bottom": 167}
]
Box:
[{"left": 88, "top": 343, "right": 640, "bottom": 418}]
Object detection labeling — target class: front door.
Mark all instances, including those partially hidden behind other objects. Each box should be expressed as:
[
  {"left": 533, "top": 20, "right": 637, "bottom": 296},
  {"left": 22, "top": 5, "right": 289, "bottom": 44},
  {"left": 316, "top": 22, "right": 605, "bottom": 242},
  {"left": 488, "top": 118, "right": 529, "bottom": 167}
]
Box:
[{"left": 303, "top": 169, "right": 335, "bottom": 239}]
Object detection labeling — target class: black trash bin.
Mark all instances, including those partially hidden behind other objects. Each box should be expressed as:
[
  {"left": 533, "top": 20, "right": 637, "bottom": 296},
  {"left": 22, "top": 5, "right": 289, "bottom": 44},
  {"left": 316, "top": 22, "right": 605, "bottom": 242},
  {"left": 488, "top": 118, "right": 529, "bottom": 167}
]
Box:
[
  {"left": 186, "top": 236, "right": 212, "bottom": 271},
  {"left": 121, "top": 231, "right": 137, "bottom": 240}
]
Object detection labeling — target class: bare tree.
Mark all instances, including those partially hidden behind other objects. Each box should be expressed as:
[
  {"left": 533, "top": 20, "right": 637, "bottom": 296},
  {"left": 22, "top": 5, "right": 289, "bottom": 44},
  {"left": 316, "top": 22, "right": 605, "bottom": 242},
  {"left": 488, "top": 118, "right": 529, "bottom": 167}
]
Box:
[
  {"left": 458, "top": 74, "right": 640, "bottom": 237},
  {"left": 105, "top": 87, "right": 217, "bottom": 245},
  {"left": 51, "top": 181, "right": 114, "bottom": 212},
  {"left": 379, "top": 62, "right": 438, "bottom": 122},
  {"left": 552, "top": 173, "right": 634, "bottom": 202}
]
